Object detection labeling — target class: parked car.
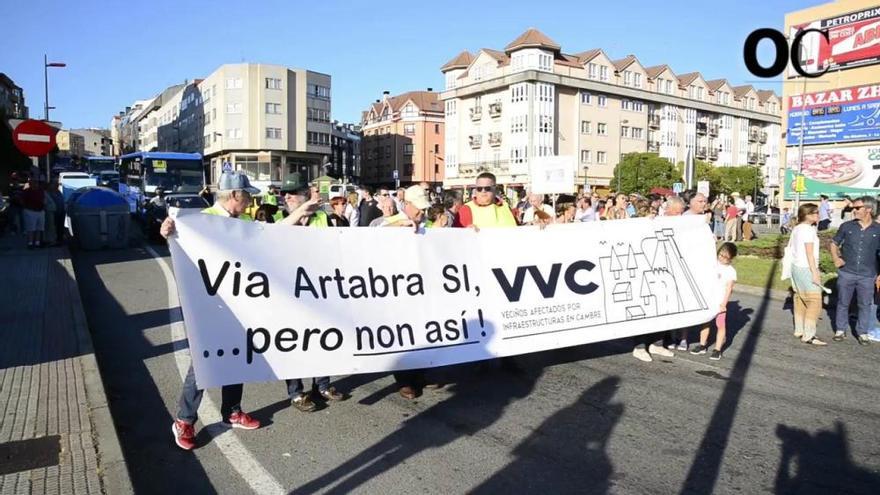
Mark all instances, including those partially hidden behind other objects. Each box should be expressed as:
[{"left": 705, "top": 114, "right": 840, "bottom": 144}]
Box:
[
  {"left": 748, "top": 205, "right": 780, "bottom": 224},
  {"left": 143, "top": 193, "right": 209, "bottom": 240}
]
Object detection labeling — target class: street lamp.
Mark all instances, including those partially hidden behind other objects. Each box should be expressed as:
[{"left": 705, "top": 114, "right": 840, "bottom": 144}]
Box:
[
  {"left": 44, "top": 55, "right": 66, "bottom": 179},
  {"left": 617, "top": 118, "right": 629, "bottom": 192}
]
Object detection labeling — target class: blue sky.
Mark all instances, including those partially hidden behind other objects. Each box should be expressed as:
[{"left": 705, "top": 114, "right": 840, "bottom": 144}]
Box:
[{"left": 2, "top": 0, "right": 812, "bottom": 129}]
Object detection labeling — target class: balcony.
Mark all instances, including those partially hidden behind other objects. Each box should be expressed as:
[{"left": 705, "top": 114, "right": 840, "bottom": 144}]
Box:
[
  {"left": 758, "top": 154, "right": 766, "bottom": 165},
  {"left": 696, "top": 122, "right": 707, "bottom": 135},
  {"left": 647, "top": 141, "right": 660, "bottom": 152},
  {"left": 488, "top": 132, "right": 502, "bottom": 147},
  {"left": 708, "top": 124, "right": 719, "bottom": 136},
  {"left": 488, "top": 102, "right": 502, "bottom": 118},
  {"left": 747, "top": 152, "right": 759, "bottom": 164},
  {"left": 457, "top": 159, "right": 510, "bottom": 177},
  {"left": 748, "top": 128, "right": 760, "bottom": 142},
  {"left": 708, "top": 148, "right": 718, "bottom": 160},
  {"left": 648, "top": 115, "right": 661, "bottom": 128},
  {"left": 469, "top": 107, "right": 482, "bottom": 121},
  {"left": 469, "top": 135, "right": 482, "bottom": 149},
  {"left": 696, "top": 147, "right": 707, "bottom": 158},
  {"left": 759, "top": 131, "right": 767, "bottom": 143}
]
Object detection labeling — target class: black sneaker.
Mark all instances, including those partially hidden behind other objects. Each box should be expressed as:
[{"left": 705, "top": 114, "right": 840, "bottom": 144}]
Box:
[
  {"left": 690, "top": 344, "right": 708, "bottom": 355},
  {"left": 291, "top": 394, "right": 316, "bottom": 412},
  {"left": 710, "top": 350, "right": 722, "bottom": 360}
]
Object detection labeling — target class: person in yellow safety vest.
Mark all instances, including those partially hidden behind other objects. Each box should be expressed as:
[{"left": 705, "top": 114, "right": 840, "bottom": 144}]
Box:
[
  {"left": 158, "top": 170, "right": 262, "bottom": 451},
  {"left": 454, "top": 172, "right": 517, "bottom": 228},
  {"left": 279, "top": 184, "right": 345, "bottom": 412},
  {"left": 280, "top": 186, "right": 329, "bottom": 227},
  {"left": 263, "top": 184, "right": 284, "bottom": 222}
]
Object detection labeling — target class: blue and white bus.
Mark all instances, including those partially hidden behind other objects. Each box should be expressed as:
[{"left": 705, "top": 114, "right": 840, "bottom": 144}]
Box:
[
  {"left": 118, "top": 152, "right": 204, "bottom": 214},
  {"left": 84, "top": 156, "right": 120, "bottom": 190}
]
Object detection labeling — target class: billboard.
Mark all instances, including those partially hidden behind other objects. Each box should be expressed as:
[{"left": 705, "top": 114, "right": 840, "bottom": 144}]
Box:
[
  {"left": 788, "top": 5, "right": 880, "bottom": 77},
  {"left": 787, "top": 83, "right": 880, "bottom": 146},
  {"left": 784, "top": 144, "right": 880, "bottom": 199}
]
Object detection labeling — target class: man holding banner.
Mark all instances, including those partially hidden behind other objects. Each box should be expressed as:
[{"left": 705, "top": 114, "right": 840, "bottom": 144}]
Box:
[
  {"left": 160, "top": 171, "right": 264, "bottom": 450},
  {"left": 454, "top": 173, "right": 517, "bottom": 228}
]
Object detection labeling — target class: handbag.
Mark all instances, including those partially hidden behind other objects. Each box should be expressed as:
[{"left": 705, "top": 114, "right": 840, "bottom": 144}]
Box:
[{"left": 780, "top": 234, "right": 794, "bottom": 281}]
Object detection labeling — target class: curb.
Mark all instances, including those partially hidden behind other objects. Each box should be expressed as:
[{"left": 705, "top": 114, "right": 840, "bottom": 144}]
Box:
[
  {"left": 733, "top": 284, "right": 790, "bottom": 302},
  {"left": 59, "top": 248, "right": 134, "bottom": 495}
]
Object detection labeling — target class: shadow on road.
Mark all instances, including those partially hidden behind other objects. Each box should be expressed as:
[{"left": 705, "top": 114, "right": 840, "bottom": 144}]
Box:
[
  {"left": 71, "top": 242, "right": 217, "bottom": 493},
  {"left": 470, "top": 376, "right": 623, "bottom": 495},
  {"left": 775, "top": 422, "right": 880, "bottom": 495}
]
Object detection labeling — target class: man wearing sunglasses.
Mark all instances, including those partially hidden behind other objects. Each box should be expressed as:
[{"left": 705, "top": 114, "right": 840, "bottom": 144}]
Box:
[
  {"left": 830, "top": 196, "right": 880, "bottom": 345},
  {"left": 454, "top": 172, "right": 517, "bottom": 228}
]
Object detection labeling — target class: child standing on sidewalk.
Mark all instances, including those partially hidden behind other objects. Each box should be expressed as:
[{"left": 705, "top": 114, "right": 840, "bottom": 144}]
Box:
[{"left": 691, "top": 242, "right": 738, "bottom": 360}]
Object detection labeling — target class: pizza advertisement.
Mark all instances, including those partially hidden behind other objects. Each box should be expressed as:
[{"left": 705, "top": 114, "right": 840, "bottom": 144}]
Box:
[
  {"left": 787, "top": 5, "right": 880, "bottom": 77},
  {"left": 784, "top": 144, "right": 880, "bottom": 199}
]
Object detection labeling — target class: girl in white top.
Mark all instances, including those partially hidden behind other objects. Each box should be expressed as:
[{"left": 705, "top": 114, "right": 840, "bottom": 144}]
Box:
[
  {"left": 691, "top": 242, "right": 738, "bottom": 360},
  {"left": 789, "top": 204, "right": 826, "bottom": 345}
]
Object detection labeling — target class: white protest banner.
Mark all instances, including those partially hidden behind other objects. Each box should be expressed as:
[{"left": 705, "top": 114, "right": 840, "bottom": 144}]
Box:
[{"left": 169, "top": 214, "right": 720, "bottom": 388}]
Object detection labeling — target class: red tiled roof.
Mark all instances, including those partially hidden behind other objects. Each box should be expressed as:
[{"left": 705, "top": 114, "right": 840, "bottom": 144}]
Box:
[
  {"left": 676, "top": 72, "right": 702, "bottom": 87},
  {"left": 504, "top": 28, "right": 561, "bottom": 53},
  {"left": 611, "top": 55, "right": 637, "bottom": 72},
  {"left": 645, "top": 64, "right": 672, "bottom": 79},
  {"left": 441, "top": 51, "right": 474, "bottom": 72}
]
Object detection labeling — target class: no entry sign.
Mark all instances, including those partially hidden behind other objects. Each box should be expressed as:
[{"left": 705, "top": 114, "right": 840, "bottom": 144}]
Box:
[{"left": 12, "top": 120, "right": 58, "bottom": 157}]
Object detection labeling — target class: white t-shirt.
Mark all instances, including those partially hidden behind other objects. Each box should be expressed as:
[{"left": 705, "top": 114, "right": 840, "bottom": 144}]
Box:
[
  {"left": 790, "top": 223, "right": 820, "bottom": 268},
  {"left": 717, "top": 262, "right": 737, "bottom": 303}
]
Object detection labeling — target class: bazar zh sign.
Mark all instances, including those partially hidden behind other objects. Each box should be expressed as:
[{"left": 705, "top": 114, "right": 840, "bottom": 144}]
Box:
[{"left": 787, "top": 84, "right": 880, "bottom": 146}]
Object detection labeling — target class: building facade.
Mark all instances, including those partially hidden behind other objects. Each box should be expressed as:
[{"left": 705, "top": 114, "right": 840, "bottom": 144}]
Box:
[
  {"left": 330, "top": 121, "right": 362, "bottom": 183},
  {"left": 56, "top": 130, "right": 86, "bottom": 159},
  {"left": 0, "top": 73, "right": 28, "bottom": 120},
  {"left": 440, "top": 29, "right": 782, "bottom": 194},
  {"left": 782, "top": 0, "right": 880, "bottom": 205},
  {"left": 71, "top": 128, "right": 113, "bottom": 156},
  {"left": 136, "top": 64, "right": 332, "bottom": 190},
  {"left": 360, "top": 90, "right": 445, "bottom": 187}
]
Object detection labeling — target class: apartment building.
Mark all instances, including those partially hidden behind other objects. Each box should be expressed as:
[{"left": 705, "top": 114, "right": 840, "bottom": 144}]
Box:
[
  {"left": 783, "top": 0, "right": 880, "bottom": 204},
  {"left": 0, "top": 73, "right": 28, "bottom": 120},
  {"left": 56, "top": 130, "right": 85, "bottom": 158},
  {"left": 330, "top": 121, "right": 362, "bottom": 183},
  {"left": 440, "top": 29, "right": 782, "bottom": 194},
  {"left": 138, "top": 63, "right": 332, "bottom": 189},
  {"left": 71, "top": 128, "right": 113, "bottom": 156},
  {"left": 360, "top": 90, "right": 445, "bottom": 186}
]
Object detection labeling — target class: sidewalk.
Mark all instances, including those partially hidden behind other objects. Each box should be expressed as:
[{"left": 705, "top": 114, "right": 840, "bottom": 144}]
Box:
[{"left": 0, "top": 234, "right": 131, "bottom": 495}]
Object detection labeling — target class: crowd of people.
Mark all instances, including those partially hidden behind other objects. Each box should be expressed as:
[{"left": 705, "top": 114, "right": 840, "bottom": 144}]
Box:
[
  {"left": 151, "top": 170, "right": 875, "bottom": 451},
  {"left": 1, "top": 173, "right": 66, "bottom": 249}
]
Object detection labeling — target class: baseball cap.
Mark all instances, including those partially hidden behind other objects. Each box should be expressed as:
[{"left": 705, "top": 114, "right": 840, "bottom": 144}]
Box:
[
  {"left": 404, "top": 185, "right": 430, "bottom": 210},
  {"left": 217, "top": 171, "right": 260, "bottom": 194}
]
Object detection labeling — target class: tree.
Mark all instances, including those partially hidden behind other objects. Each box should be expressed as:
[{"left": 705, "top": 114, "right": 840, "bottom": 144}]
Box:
[
  {"left": 612, "top": 153, "right": 676, "bottom": 195},
  {"left": 674, "top": 161, "right": 764, "bottom": 198}
]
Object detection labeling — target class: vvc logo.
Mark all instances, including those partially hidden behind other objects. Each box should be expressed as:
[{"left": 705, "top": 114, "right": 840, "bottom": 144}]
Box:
[{"left": 743, "top": 28, "right": 829, "bottom": 78}]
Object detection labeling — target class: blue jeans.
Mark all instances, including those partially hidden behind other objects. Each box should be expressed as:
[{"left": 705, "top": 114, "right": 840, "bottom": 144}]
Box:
[
  {"left": 177, "top": 364, "right": 243, "bottom": 423},
  {"left": 834, "top": 270, "right": 875, "bottom": 336},
  {"left": 286, "top": 377, "right": 330, "bottom": 398}
]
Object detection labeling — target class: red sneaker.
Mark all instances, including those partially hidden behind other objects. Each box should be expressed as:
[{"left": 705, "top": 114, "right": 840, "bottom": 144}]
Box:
[
  {"left": 172, "top": 420, "right": 196, "bottom": 450},
  {"left": 226, "top": 411, "right": 260, "bottom": 430}
]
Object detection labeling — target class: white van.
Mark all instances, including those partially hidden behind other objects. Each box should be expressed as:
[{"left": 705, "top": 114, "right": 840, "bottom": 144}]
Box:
[{"left": 328, "top": 183, "right": 357, "bottom": 200}]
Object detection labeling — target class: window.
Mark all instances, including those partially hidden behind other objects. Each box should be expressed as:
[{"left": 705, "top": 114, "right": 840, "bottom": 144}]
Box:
[
  {"left": 226, "top": 103, "right": 242, "bottom": 114},
  {"left": 204, "top": 111, "right": 211, "bottom": 124},
  {"left": 265, "top": 127, "right": 282, "bottom": 139},
  {"left": 634, "top": 73, "right": 642, "bottom": 88},
  {"left": 697, "top": 87, "right": 704, "bottom": 100},
  {"left": 384, "top": 145, "right": 391, "bottom": 157},
  {"left": 622, "top": 99, "right": 631, "bottom": 111},
  {"left": 538, "top": 115, "right": 553, "bottom": 133},
  {"left": 212, "top": 108, "right": 217, "bottom": 120},
  {"left": 404, "top": 123, "right": 415, "bottom": 136},
  {"left": 307, "top": 108, "right": 330, "bottom": 122},
  {"left": 307, "top": 132, "right": 330, "bottom": 145},
  {"left": 621, "top": 126, "right": 630, "bottom": 138},
  {"left": 445, "top": 100, "right": 457, "bottom": 115},
  {"left": 309, "top": 84, "right": 331, "bottom": 99},
  {"left": 265, "top": 103, "right": 282, "bottom": 114},
  {"left": 539, "top": 53, "right": 552, "bottom": 71},
  {"left": 404, "top": 164, "right": 414, "bottom": 176},
  {"left": 265, "top": 78, "right": 282, "bottom": 89},
  {"left": 403, "top": 144, "right": 414, "bottom": 155},
  {"left": 226, "top": 128, "right": 242, "bottom": 139},
  {"left": 537, "top": 83, "right": 554, "bottom": 102},
  {"left": 597, "top": 123, "right": 608, "bottom": 135},
  {"left": 600, "top": 66, "right": 609, "bottom": 81},
  {"left": 665, "top": 80, "right": 672, "bottom": 94},
  {"left": 632, "top": 127, "right": 644, "bottom": 139},
  {"left": 225, "top": 78, "right": 243, "bottom": 89},
  {"left": 597, "top": 151, "right": 607, "bottom": 164},
  {"left": 624, "top": 71, "right": 633, "bottom": 86},
  {"left": 511, "top": 84, "right": 528, "bottom": 103},
  {"left": 434, "top": 123, "right": 440, "bottom": 134},
  {"left": 581, "top": 92, "right": 592, "bottom": 104},
  {"left": 434, "top": 144, "right": 440, "bottom": 153},
  {"left": 588, "top": 63, "right": 597, "bottom": 79},
  {"left": 598, "top": 95, "right": 607, "bottom": 107},
  {"left": 581, "top": 120, "right": 591, "bottom": 134},
  {"left": 580, "top": 150, "right": 591, "bottom": 163}
]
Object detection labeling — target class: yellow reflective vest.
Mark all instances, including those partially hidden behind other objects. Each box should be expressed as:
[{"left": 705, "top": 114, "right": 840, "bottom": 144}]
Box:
[
  {"left": 464, "top": 200, "right": 517, "bottom": 228},
  {"left": 201, "top": 204, "right": 254, "bottom": 221}
]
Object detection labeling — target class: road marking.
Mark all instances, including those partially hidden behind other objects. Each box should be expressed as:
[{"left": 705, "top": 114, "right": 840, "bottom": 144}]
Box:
[
  {"left": 145, "top": 244, "right": 285, "bottom": 495},
  {"left": 18, "top": 133, "right": 51, "bottom": 142}
]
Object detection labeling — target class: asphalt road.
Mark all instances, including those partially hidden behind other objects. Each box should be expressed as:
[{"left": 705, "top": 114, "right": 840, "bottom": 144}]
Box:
[{"left": 72, "top": 234, "right": 880, "bottom": 494}]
